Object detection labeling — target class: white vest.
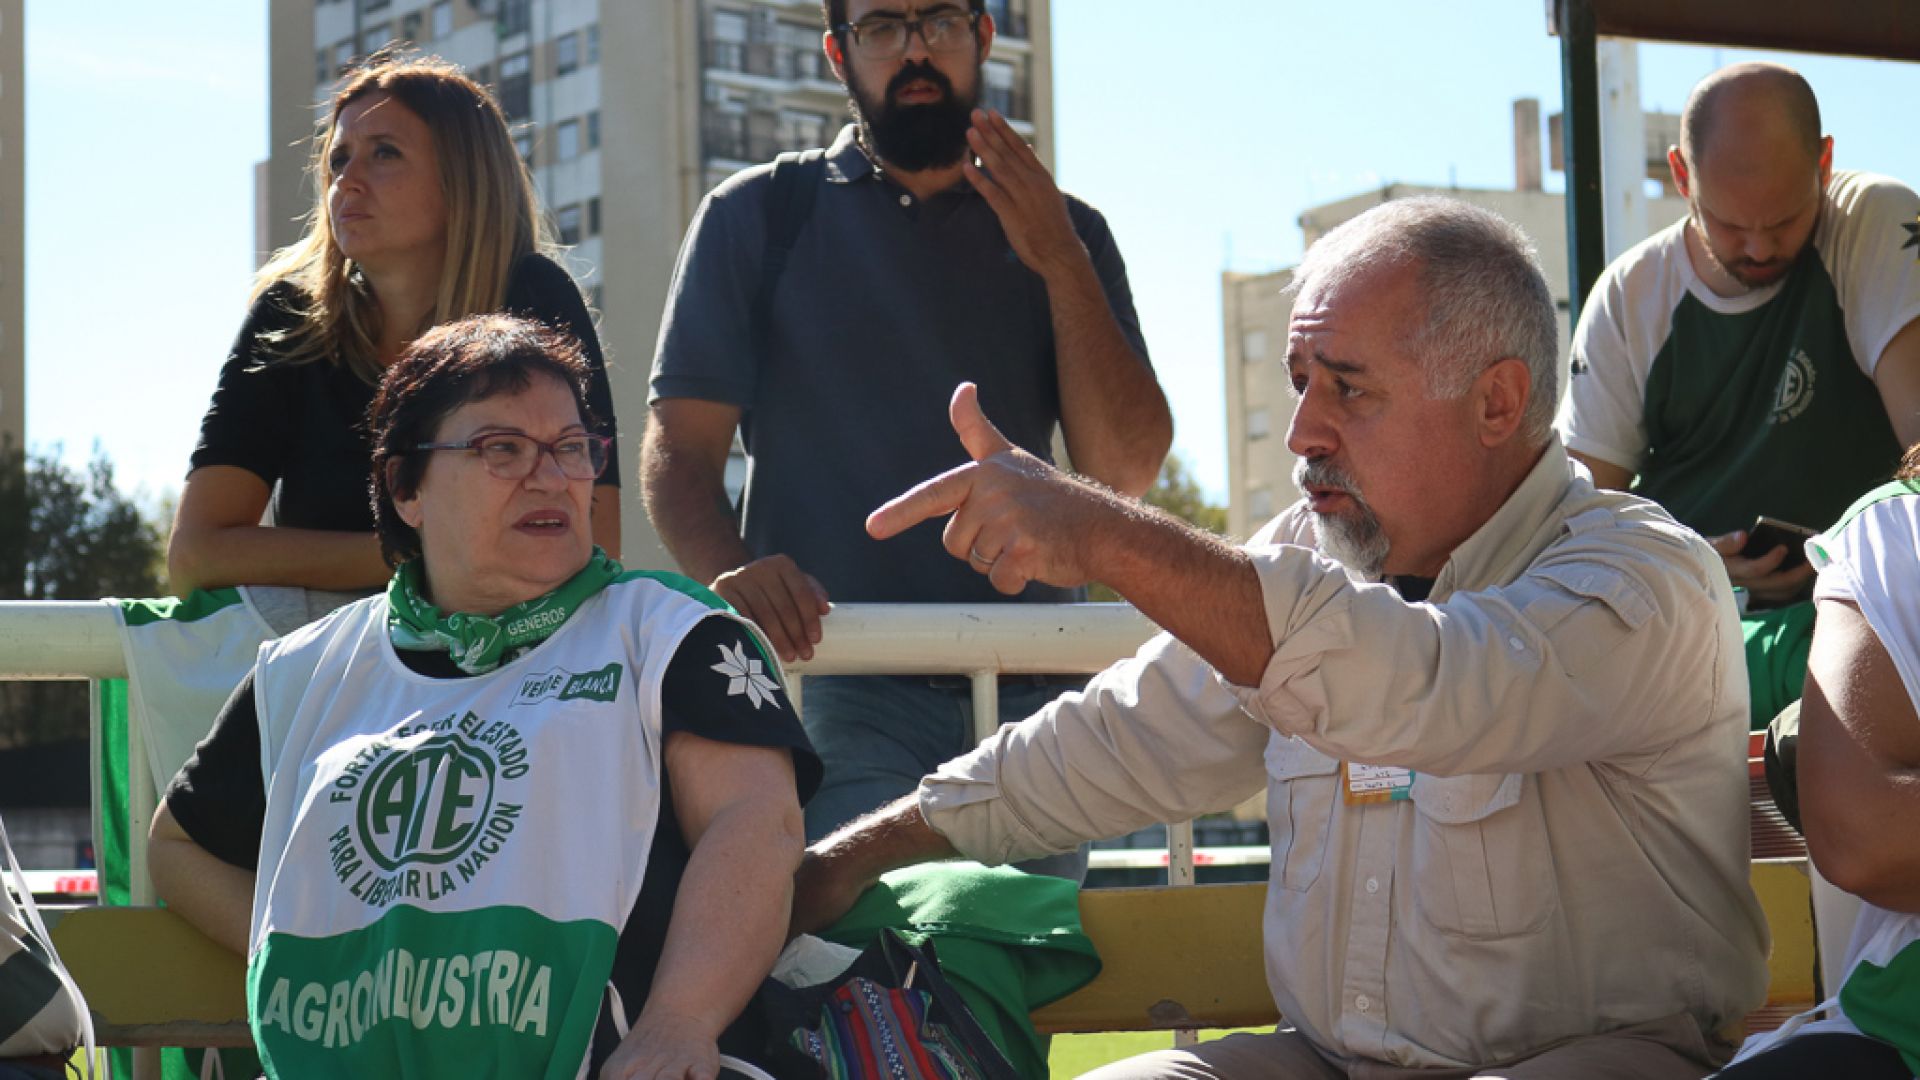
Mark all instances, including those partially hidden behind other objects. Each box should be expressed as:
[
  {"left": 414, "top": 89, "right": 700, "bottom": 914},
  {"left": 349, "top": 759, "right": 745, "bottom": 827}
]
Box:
[{"left": 245, "top": 573, "right": 729, "bottom": 1079}]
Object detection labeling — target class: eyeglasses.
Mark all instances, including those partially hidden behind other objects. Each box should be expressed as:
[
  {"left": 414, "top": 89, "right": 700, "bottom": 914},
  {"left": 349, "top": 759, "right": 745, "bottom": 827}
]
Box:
[
  {"left": 412, "top": 432, "right": 611, "bottom": 481},
  {"left": 835, "top": 11, "right": 979, "bottom": 60}
]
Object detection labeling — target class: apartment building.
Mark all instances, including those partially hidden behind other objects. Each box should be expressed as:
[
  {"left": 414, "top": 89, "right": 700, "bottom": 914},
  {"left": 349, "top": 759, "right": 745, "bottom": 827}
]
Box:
[
  {"left": 265, "top": 0, "right": 1053, "bottom": 567},
  {"left": 1, "top": 0, "right": 22, "bottom": 454},
  {"left": 1220, "top": 102, "right": 1687, "bottom": 541}
]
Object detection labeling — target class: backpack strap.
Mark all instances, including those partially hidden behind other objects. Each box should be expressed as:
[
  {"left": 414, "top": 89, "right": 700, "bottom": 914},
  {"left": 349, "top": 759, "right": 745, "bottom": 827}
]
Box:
[{"left": 753, "top": 148, "right": 828, "bottom": 359}]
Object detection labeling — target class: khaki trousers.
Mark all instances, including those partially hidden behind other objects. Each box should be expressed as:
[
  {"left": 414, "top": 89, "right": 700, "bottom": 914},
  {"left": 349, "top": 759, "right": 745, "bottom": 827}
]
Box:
[{"left": 1078, "top": 1013, "right": 1731, "bottom": 1080}]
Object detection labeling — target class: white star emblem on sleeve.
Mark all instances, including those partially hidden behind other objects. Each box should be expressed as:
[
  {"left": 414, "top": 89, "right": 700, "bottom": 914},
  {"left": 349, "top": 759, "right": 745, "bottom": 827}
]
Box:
[{"left": 710, "top": 640, "right": 783, "bottom": 710}]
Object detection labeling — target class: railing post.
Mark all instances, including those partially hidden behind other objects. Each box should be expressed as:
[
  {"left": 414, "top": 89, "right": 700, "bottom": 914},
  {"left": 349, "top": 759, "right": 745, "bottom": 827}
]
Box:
[
  {"left": 969, "top": 671, "right": 999, "bottom": 746},
  {"left": 1556, "top": 0, "right": 1607, "bottom": 326}
]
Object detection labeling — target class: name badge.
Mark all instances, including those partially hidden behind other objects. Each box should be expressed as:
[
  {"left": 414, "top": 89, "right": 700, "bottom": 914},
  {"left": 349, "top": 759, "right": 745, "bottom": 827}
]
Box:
[{"left": 1343, "top": 762, "right": 1414, "bottom": 805}]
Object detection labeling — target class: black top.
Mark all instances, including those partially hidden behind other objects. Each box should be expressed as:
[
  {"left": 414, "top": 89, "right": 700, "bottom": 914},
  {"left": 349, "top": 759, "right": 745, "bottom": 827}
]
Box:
[
  {"left": 165, "top": 613, "right": 820, "bottom": 1070},
  {"left": 649, "top": 124, "right": 1150, "bottom": 605},
  {"left": 190, "top": 253, "right": 621, "bottom": 532}
]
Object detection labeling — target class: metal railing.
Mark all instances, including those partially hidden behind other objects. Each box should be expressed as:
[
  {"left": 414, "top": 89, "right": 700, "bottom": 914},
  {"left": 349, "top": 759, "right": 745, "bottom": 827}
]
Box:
[{"left": 0, "top": 599, "right": 1198, "bottom": 904}]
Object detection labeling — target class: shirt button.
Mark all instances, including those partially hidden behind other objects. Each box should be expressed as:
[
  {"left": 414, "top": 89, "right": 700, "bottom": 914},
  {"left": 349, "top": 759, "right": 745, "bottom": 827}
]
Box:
[
  {"left": 1355, "top": 994, "right": 1371, "bottom": 1012},
  {"left": 1508, "top": 635, "right": 1525, "bottom": 650},
  {"left": 899, "top": 193, "right": 913, "bottom": 206},
  {"left": 1365, "top": 877, "right": 1380, "bottom": 894}
]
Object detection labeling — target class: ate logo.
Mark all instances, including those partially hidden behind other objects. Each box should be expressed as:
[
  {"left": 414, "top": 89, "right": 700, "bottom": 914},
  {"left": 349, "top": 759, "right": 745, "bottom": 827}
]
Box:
[
  {"left": 358, "top": 734, "right": 496, "bottom": 871},
  {"left": 326, "top": 712, "right": 530, "bottom": 908}
]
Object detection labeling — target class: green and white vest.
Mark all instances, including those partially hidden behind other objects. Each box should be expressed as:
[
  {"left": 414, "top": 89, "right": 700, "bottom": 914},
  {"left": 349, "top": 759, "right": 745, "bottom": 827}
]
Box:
[{"left": 244, "top": 573, "right": 729, "bottom": 1079}]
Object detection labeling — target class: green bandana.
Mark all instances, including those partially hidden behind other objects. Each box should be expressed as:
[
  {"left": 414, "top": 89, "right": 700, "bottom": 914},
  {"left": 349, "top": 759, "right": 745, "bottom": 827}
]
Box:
[{"left": 386, "top": 547, "right": 624, "bottom": 674}]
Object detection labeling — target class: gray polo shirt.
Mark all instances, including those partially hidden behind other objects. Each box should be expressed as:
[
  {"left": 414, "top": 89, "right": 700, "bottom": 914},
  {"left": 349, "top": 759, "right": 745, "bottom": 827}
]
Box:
[{"left": 650, "top": 124, "right": 1150, "bottom": 604}]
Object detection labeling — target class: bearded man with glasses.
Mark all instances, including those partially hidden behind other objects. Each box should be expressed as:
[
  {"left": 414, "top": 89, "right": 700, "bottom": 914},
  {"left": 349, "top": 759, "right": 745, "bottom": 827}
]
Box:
[{"left": 644, "top": 0, "right": 1172, "bottom": 858}]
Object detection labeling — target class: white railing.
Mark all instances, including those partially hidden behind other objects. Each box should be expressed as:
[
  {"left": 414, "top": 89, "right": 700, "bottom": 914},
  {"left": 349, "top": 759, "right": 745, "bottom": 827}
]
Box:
[{"left": 0, "top": 598, "right": 1214, "bottom": 901}]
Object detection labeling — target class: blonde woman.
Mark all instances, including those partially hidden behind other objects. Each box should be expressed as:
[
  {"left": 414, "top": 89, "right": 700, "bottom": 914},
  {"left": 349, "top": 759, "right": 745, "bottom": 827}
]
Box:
[{"left": 169, "top": 51, "right": 620, "bottom": 596}]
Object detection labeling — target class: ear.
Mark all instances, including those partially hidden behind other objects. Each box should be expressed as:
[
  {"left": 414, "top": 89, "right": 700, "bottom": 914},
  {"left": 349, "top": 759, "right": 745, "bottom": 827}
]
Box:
[
  {"left": 1816, "top": 135, "right": 1834, "bottom": 188},
  {"left": 1667, "top": 146, "right": 1691, "bottom": 198},
  {"left": 1473, "top": 357, "right": 1532, "bottom": 448},
  {"left": 389, "top": 458, "right": 426, "bottom": 530},
  {"left": 822, "top": 29, "right": 847, "bottom": 83},
  {"left": 976, "top": 11, "right": 995, "bottom": 61}
]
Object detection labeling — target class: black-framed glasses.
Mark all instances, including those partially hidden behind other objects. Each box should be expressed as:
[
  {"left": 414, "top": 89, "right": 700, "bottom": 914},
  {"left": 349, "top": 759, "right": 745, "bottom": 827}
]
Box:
[
  {"left": 412, "top": 432, "right": 611, "bottom": 481},
  {"left": 835, "top": 10, "right": 979, "bottom": 60}
]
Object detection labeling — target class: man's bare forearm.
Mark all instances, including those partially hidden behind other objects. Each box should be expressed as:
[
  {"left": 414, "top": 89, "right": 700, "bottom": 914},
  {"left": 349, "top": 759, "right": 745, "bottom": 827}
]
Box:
[
  {"left": 1044, "top": 255, "right": 1172, "bottom": 497},
  {"left": 1081, "top": 494, "right": 1271, "bottom": 686},
  {"left": 640, "top": 431, "right": 752, "bottom": 585}
]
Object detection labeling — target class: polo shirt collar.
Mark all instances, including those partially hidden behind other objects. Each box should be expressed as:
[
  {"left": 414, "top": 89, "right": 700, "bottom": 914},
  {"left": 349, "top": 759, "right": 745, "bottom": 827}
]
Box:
[
  {"left": 1431, "top": 436, "right": 1576, "bottom": 600},
  {"left": 826, "top": 123, "right": 876, "bottom": 184}
]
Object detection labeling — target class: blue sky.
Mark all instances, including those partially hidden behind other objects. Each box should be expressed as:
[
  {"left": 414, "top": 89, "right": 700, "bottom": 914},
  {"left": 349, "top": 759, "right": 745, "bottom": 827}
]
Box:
[{"left": 24, "top": 0, "right": 1920, "bottom": 507}]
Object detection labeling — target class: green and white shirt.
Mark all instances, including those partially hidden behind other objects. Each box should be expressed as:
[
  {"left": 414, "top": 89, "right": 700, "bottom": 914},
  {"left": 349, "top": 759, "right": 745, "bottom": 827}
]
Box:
[
  {"left": 1558, "top": 170, "right": 1920, "bottom": 536},
  {"left": 241, "top": 574, "right": 765, "bottom": 1079},
  {"left": 1729, "top": 479, "right": 1920, "bottom": 1068}
]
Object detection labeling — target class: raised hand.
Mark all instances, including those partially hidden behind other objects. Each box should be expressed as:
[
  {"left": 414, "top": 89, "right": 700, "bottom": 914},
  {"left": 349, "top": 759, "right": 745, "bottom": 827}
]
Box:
[{"left": 962, "top": 109, "right": 1086, "bottom": 280}]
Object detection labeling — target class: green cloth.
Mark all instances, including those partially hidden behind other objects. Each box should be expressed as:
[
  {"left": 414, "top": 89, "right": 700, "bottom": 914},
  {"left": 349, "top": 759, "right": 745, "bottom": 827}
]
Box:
[
  {"left": 1840, "top": 937, "right": 1920, "bottom": 1074},
  {"left": 386, "top": 547, "right": 622, "bottom": 674},
  {"left": 1741, "top": 600, "right": 1816, "bottom": 731},
  {"left": 821, "top": 862, "right": 1101, "bottom": 1080}
]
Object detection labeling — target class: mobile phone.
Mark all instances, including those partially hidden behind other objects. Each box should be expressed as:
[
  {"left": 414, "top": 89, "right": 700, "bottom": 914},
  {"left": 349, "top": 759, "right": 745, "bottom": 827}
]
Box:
[{"left": 1739, "top": 516, "right": 1818, "bottom": 569}]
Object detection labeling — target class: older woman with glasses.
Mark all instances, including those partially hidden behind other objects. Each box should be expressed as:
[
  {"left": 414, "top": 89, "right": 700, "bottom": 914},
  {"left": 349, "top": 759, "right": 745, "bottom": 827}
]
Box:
[{"left": 147, "top": 315, "right": 815, "bottom": 1080}]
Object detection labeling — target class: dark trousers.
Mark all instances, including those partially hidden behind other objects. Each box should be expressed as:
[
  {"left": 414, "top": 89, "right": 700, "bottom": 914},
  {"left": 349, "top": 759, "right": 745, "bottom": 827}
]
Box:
[{"left": 1714, "top": 1032, "right": 1910, "bottom": 1079}]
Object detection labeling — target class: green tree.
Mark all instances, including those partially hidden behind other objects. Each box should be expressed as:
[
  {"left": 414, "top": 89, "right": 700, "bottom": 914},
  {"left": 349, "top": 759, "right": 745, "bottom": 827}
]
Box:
[
  {"left": 1089, "top": 451, "right": 1228, "bottom": 603},
  {"left": 0, "top": 438, "right": 166, "bottom": 747}
]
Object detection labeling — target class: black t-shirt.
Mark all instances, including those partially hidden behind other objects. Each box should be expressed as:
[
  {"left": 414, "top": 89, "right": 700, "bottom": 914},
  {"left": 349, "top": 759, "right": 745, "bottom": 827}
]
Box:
[
  {"left": 165, "top": 612, "right": 819, "bottom": 1070},
  {"left": 189, "top": 252, "right": 621, "bottom": 532}
]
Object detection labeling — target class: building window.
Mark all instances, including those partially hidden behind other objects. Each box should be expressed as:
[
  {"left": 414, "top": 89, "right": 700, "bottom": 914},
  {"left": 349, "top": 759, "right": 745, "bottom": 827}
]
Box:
[
  {"left": 513, "top": 129, "right": 533, "bottom": 162},
  {"left": 400, "top": 11, "right": 422, "bottom": 42},
  {"left": 431, "top": 0, "right": 453, "bottom": 39},
  {"left": 704, "top": 106, "right": 748, "bottom": 161},
  {"left": 497, "top": 0, "right": 530, "bottom": 38},
  {"left": 1242, "top": 329, "right": 1268, "bottom": 363},
  {"left": 1247, "top": 408, "right": 1271, "bottom": 441},
  {"left": 983, "top": 60, "right": 1017, "bottom": 116},
  {"left": 498, "top": 51, "right": 531, "bottom": 120},
  {"left": 586, "top": 110, "right": 600, "bottom": 150},
  {"left": 360, "top": 0, "right": 390, "bottom": 12},
  {"left": 777, "top": 109, "right": 828, "bottom": 150},
  {"left": 586, "top": 24, "right": 600, "bottom": 64},
  {"left": 1248, "top": 487, "right": 1275, "bottom": 521},
  {"left": 315, "top": 47, "right": 332, "bottom": 84},
  {"left": 556, "top": 31, "right": 580, "bottom": 76},
  {"left": 556, "top": 204, "right": 583, "bottom": 245},
  {"left": 711, "top": 9, "right": 748, "bottom": 71},
  {"left": 362, "top": 23, "right": 392, "bottom": 54},
  {"left": 333, "top": 40, "right": 353, "bottom": 72},
  {"left": 556, "top": 119, "right": 581, "bottom": 161},
  {"left": 587, "top": 197, "right": 601, "bottom": 236}
]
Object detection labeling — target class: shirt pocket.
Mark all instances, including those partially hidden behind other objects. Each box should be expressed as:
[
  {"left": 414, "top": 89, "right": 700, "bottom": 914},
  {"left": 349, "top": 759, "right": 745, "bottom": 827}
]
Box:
[
  {"left": 1264, "top": 734, "right": 1341, "bottom": 893},
  {"left": 1407, "top": 772, "right": 1559, "bottom": 940}
]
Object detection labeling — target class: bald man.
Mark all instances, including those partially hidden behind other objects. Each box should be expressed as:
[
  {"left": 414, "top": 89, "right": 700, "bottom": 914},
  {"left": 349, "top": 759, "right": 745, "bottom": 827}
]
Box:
[{"left": 1558, "top": 62, "right": 1920, "bottom": 727}]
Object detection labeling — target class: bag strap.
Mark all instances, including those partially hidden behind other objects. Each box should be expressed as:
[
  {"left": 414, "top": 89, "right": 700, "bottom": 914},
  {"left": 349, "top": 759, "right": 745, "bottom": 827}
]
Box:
[{"left": 753, "top": 148, "right": 828, "bottom": 361}]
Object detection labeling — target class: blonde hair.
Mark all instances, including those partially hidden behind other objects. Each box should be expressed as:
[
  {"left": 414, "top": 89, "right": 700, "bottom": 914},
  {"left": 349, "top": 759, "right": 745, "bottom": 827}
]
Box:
[{"left": 252, "top": 50, "right": 550, "bottom": 384}]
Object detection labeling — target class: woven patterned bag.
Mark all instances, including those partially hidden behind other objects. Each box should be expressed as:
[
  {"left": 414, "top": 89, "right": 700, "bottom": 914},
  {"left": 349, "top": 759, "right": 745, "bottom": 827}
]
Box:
[{"left": 770, "top": 929, "right": 1020, "bottom": 1080}]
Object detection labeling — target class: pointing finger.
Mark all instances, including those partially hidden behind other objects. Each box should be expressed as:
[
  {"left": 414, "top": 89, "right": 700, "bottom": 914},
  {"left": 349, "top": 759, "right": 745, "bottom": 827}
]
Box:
[
  {"left": 949, "top": 382, "right": 1014, "bottom": 462},
  {"left": 868, "top": 464, "right": 975, "bottom": 540}
]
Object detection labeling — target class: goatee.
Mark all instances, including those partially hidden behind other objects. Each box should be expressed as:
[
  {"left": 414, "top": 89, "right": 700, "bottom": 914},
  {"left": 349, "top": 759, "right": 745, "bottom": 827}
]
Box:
[{"left": 1293, "top": 456, "right": 1390, "bottom": 578}]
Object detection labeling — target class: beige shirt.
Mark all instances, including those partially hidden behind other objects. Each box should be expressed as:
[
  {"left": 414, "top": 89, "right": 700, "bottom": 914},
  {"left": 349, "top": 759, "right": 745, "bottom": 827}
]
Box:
[{"left": 917, "top": 439, "right": 1768, "bottom": 1068}]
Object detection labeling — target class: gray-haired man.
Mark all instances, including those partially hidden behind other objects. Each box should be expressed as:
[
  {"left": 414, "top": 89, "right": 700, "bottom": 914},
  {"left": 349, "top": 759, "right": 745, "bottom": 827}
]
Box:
[{"left": 794, "top": 197, "right": 1769, "bottom": 1078}]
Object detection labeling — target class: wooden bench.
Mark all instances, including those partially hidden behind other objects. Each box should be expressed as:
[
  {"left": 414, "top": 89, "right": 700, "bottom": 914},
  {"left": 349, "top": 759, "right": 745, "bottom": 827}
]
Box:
[{"left": 49, "top": 858, "right": 1818, "bottom": 1047}]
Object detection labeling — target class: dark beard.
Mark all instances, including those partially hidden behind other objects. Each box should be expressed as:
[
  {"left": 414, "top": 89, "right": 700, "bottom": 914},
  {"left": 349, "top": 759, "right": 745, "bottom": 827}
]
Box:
[{"left": 848, "top": 59, "right": 978, "bottom": 173}]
